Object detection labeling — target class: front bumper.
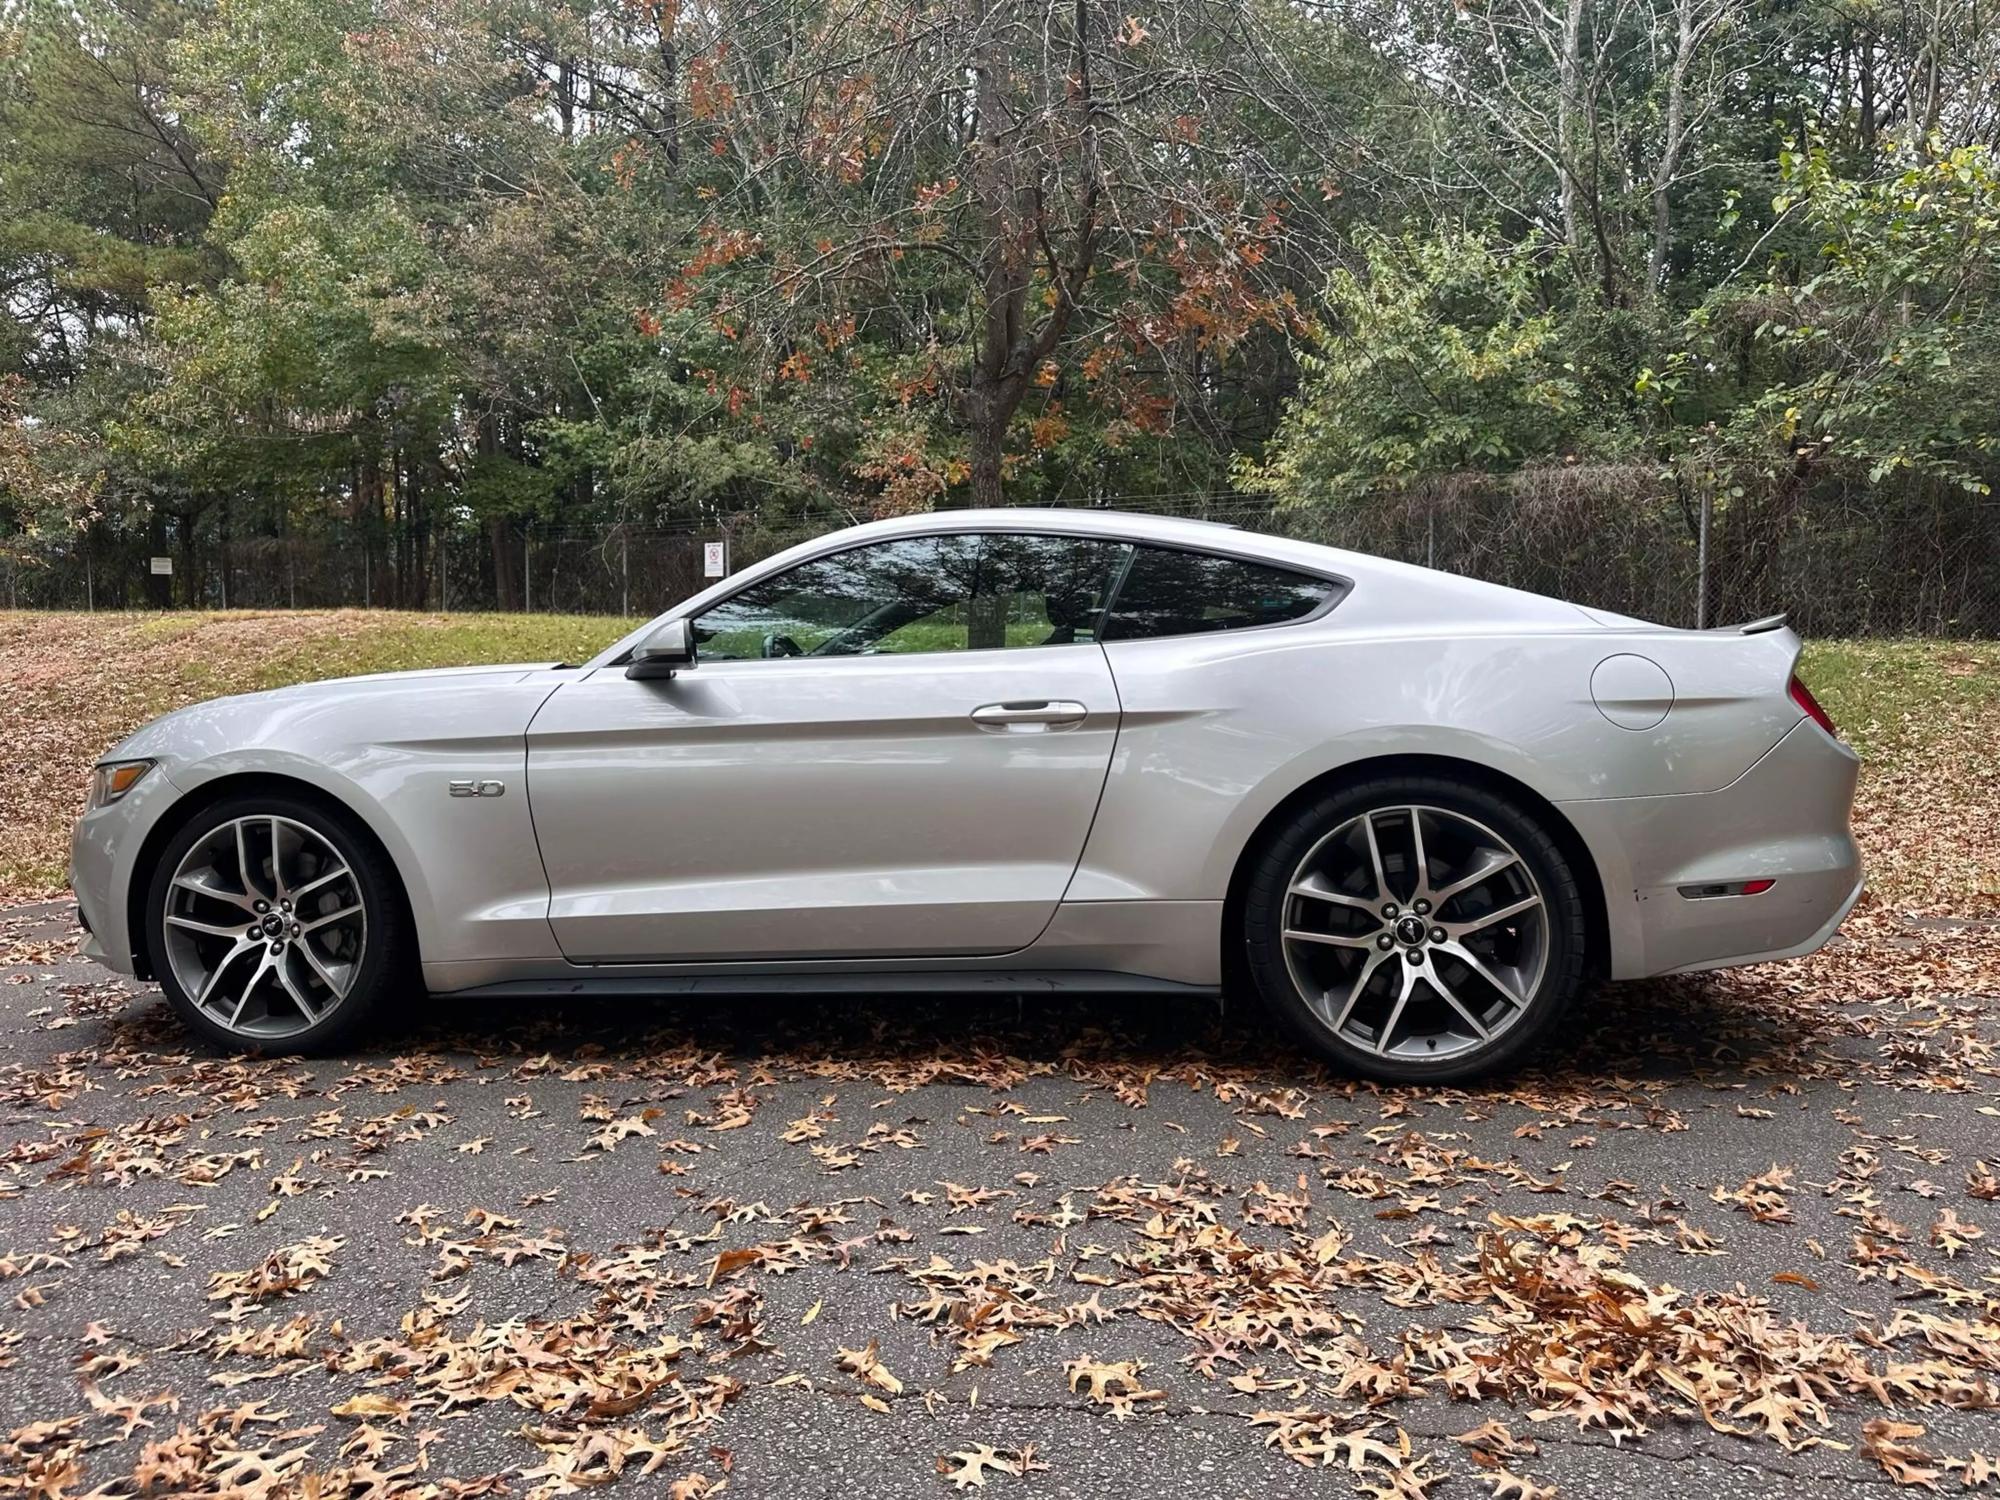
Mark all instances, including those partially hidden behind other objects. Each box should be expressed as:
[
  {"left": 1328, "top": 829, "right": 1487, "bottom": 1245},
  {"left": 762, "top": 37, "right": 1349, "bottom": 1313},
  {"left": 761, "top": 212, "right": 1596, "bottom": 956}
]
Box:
[
  {"left": 68, "top": 763, "right": 185, "bottom": 978},
  {"left": 1561, "top": 720, "right": 1863, "bottom": 980}
]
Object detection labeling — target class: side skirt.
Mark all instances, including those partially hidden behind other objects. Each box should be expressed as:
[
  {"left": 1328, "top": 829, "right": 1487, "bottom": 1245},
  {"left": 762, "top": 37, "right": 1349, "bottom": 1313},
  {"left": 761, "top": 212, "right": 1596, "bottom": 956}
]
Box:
[{"left": 441, "top": 969, "right": 1220, "bottom": 1002}]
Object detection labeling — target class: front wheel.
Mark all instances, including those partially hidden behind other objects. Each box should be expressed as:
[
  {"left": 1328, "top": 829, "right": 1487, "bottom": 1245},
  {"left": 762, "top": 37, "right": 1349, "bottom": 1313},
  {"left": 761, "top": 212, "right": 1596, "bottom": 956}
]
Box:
[
  {"left": 1243, "top": 775, "right": 1587, "bottom": 1083},
  {"left": 144, "top": 793, "right": 409, "bottom": 1052}
]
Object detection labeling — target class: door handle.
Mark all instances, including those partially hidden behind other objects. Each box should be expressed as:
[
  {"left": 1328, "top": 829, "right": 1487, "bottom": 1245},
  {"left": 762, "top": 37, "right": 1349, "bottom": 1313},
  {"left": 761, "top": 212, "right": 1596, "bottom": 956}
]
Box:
[{"left": 970, "top": 700, "right": 1088, "bottom": 731}]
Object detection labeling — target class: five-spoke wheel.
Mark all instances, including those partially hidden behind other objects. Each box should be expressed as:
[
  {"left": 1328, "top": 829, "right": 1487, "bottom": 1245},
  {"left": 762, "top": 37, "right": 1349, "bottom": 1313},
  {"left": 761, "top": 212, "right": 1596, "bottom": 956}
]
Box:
[
  {"left": 1244, "top": 776, "right": 1585, "bottom": 1081},
  {"left": 145, "top": 795, "right": 404, "bottom": 1051}
]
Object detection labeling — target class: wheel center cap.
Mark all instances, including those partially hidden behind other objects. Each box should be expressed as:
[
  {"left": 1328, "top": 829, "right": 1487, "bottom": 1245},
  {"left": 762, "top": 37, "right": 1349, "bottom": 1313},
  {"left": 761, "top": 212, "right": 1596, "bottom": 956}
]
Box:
[
  {"left": 260, "top": 914, "right": 286, "bottom": 939},
  {"left": 1394, "top": 915, "right": 1428, "bottom": 947}
]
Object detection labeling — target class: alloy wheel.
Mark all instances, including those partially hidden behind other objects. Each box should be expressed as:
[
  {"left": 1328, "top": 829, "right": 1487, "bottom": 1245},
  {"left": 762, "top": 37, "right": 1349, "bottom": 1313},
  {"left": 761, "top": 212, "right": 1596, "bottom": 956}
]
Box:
[
  {"left": 160, "top": 814, "right": 367, "bottom": 1041},
  {"left": 1280, "top": 804, "right": 1548, "bottom": 1062}
]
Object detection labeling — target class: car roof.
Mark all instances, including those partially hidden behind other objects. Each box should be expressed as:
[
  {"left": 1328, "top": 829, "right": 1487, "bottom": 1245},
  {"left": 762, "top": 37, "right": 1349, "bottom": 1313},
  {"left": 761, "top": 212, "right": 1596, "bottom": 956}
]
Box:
[
  {"left": 819, "top": 506, "right": 1329, "bottom": 562},
  {"left": 910, "top": 506, "right": 1240, "bottom": 532}
]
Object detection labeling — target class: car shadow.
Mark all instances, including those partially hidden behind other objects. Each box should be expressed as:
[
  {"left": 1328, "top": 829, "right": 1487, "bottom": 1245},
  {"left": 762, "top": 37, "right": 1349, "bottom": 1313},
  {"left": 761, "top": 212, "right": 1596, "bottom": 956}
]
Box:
[{"left": 84, "top": 963, "right": 1870, "bottom": 1102}]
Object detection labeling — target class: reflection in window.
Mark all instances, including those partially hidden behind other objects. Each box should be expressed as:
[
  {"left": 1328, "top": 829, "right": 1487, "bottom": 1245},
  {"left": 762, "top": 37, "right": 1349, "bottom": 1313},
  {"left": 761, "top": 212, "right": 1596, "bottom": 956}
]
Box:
[
  {"left": 1101, "top": 546, "right": 1337, "bottom": 641},
  {"left": 692, "top": 533, "right": 1129, "bottom": 660}
]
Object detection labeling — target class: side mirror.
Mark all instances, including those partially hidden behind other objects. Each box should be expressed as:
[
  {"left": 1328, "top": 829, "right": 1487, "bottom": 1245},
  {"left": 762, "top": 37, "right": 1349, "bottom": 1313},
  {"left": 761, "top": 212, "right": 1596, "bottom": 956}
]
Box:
[{"left": 625, "top": 618, "right": 697, "bottom": 680}]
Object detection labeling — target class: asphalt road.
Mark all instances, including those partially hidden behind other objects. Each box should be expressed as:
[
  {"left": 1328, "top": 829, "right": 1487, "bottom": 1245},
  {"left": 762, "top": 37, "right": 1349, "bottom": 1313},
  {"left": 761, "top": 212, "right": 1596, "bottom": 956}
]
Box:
[{"left": 2, "top": 897, "right": 1997, "bottom": 1499}]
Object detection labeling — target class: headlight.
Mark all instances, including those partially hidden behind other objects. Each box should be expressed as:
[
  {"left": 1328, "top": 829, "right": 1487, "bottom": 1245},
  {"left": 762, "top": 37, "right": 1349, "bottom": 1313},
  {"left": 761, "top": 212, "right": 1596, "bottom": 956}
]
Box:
[{"left": 88, "top": 760, "right": 155, "bottom": 809}]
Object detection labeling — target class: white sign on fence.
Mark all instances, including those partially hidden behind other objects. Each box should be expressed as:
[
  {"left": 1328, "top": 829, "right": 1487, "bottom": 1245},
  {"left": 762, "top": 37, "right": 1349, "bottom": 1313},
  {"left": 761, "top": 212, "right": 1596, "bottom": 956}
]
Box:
[
  {"left": 149, "top": 556, "right": 173, "bottom": 576},
  {"left": 703, "top": 541, "right": 729, "bottom": 579}
]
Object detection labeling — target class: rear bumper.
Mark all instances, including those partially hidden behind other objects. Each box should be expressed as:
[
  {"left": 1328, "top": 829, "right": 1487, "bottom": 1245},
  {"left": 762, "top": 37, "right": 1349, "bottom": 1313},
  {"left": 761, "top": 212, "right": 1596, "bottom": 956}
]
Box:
[
  {"left": 1664, "top": 872, "right": 1863, "bottom": 974},
  {"left": 1561, "top": 720, "right": 1862, "bottom": 980}
]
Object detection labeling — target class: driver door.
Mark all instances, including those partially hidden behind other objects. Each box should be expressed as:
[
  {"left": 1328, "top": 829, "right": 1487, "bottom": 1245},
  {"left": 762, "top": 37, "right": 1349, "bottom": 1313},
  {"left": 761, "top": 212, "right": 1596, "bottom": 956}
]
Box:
[{"left": 525, "top": 532, "right": 1130, "bottom": 963}]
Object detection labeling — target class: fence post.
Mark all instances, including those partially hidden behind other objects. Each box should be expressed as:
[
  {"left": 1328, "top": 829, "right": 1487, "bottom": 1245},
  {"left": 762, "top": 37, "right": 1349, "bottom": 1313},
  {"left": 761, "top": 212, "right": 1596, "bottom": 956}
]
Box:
[
  {"left": 523, "top": 525, "right": 532, "bottom": 613},
  {"left": 1695, "top": 485, "right": 1712, "bottom": 629}
]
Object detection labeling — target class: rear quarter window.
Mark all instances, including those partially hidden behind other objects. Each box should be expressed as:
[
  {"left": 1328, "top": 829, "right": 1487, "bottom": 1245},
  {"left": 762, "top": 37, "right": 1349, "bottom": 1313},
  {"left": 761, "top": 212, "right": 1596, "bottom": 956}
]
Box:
[{"left": 1101, "top": 545, "right": 1340, "bottom": 641}]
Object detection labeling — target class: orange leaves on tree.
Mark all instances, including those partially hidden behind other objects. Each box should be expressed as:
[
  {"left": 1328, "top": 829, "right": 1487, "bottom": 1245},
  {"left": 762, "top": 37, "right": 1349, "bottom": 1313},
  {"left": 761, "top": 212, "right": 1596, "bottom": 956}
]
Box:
[
  {"left": 607, "top": 137, "right": 646, "bottom": 193},
  {"left": 914, "top": 177, "right": 959, "bottom": 213},
  {"left": 1028, "top": 409, "right": 1069, "bottom": 451},
  {"left": 684, "top": 225, "right": 763, "bottom": 279},
  {"left": 687, "top": 54, "right": 736, "bottom": 121},
  {"left": 802, "top": 75, "right": 882, "bottom": 186}
]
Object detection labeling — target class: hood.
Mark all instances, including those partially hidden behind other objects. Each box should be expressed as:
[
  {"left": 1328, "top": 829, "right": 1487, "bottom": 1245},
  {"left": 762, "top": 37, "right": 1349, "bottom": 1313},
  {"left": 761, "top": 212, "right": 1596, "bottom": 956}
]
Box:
[
  {"left": 304, "top": 661, "right": 564, "bottom": 688},
  {"left": 101, "top": 662, "right": 565, "bottom": 766}
]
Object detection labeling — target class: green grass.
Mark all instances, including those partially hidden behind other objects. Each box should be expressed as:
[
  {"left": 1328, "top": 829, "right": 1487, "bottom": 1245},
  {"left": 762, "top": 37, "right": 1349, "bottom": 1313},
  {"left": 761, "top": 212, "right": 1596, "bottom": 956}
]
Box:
[
  {"left": 1799, "top": 638, "right": 2000, "bottom": 771},
  {"left": 183, "top": 612, "right": 633, "bottom": 698}
]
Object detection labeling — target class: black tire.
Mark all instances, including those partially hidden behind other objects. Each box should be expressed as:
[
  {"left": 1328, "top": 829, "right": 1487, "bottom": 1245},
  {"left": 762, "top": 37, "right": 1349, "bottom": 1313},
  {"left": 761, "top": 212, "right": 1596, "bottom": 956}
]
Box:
[
  {"left": 143, "top": 791, "right": 411, "bottom": 1053},
  {"left": 1242, "top": 774, "right": 1586, "bottom": 1083}
]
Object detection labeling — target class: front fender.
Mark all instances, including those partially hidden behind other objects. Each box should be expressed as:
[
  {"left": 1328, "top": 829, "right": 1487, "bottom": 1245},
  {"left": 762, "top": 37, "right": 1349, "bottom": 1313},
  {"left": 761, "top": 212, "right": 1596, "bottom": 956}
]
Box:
[{"left": 94, "top": 671, "right": 569, "bottom": 971}]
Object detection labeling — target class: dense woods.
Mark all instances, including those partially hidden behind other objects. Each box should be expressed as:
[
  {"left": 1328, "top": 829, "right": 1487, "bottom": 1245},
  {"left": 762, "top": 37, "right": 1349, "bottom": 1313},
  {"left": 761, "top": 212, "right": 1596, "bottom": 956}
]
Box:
[{"left": 4, "top": 0, "right": 1999, "bottom": 625}]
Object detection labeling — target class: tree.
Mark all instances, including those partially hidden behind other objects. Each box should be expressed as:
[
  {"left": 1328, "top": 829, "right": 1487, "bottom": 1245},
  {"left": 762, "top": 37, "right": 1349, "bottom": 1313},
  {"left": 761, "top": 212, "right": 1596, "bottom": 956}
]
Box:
[
  {"left": 0, "top": 375, "right": 104, "bottom": 606},
  {"left": 664, "top": 0, "right": 1365, "bottom": 509},
  {"left": 7, "top": 0, "right": 2000, "bottom": 617},
  {"left": 1240, "top": 232, "right": 1607, "bottom": 506}
]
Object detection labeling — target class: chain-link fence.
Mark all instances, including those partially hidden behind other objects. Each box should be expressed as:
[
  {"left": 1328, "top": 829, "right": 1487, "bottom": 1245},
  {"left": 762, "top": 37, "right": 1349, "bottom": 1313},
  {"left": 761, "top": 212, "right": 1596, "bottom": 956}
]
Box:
[{"left": 6, "top": 475, "right": 1998, "bottom": 637}]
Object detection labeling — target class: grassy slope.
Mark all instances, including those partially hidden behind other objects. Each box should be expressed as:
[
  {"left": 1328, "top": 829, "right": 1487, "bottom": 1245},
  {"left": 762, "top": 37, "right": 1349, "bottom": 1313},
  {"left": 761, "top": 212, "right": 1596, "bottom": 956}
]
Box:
[
  {"left": 1, "top": 611, "right": 628, "bottom": 898},
  {"left": 2, "top": 613, "right": 1994, "bottom": 911}
]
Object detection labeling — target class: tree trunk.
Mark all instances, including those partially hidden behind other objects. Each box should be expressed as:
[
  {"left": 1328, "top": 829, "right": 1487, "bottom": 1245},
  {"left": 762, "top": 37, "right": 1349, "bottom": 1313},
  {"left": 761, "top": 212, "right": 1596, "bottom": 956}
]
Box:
[
  {"left": 953, "top": 0, "right": 1098, "bottom": 512},
  {"left": 1556, "top": 0, "right": 1586, "bottom": 259},
  {"left": 1648, "top": 0, "right": 1698, "bottom": 296},
  {"left": 489, "top": 515, "right": 519, "bottom": 611},
  {"left": 176, "top": 506, "right": 200, "bottom": 608},
  {"left": 653, "top": 29, "right": 681, "bottom": 167},
  {"left": 965, "top": 388, "right": 1012, "bottom": 508}
]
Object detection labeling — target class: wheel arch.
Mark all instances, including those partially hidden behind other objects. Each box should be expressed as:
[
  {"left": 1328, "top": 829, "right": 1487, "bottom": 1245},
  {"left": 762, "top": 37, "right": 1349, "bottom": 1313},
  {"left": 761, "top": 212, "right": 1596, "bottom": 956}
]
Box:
[
  {"left": 125, "top": 771, "right": 419, "bottom": 980},
  {"left": 1219, "top": 754, "right": 1611, "bottom": 993}
]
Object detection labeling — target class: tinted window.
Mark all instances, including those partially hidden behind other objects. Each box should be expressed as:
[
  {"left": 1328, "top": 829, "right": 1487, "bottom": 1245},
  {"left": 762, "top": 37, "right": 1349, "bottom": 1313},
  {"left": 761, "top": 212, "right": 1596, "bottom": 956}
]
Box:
[
  {"left": 1101, "top": 545, "right": 1336, "bottom": 641},
  {"left": 692, "top": 533, "right": 1128, "bottom": 660}
]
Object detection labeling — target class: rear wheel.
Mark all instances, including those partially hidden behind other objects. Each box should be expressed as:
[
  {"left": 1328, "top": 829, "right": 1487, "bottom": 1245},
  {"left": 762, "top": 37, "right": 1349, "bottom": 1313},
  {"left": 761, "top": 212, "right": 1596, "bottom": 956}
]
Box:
[
  {"left": 144, "top": 793, "right": 408, "bottom": 1052},
  {"left": 1243, "top": 775, "right": 1586, "bottom": 1082}
]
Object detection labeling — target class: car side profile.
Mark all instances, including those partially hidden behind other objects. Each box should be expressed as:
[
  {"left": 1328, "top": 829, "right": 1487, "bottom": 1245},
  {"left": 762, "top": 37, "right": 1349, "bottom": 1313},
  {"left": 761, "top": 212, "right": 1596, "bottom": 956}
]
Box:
[{"left": 69, "top": 509, "right": 1862, "bottom": 1080}]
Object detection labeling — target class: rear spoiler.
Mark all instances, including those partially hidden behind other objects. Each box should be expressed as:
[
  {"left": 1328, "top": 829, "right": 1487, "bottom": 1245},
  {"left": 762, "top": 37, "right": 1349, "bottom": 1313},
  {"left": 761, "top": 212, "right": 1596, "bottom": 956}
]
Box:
[{"left": 1730, "top": 613, "right": 1789, "bottom": 635}]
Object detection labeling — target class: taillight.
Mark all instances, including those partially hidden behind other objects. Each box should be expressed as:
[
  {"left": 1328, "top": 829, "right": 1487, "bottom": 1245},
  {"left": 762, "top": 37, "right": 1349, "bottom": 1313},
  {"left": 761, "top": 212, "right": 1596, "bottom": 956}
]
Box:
[{"left": 1789, "top": 675, "right": 1839, "bottom": 740}]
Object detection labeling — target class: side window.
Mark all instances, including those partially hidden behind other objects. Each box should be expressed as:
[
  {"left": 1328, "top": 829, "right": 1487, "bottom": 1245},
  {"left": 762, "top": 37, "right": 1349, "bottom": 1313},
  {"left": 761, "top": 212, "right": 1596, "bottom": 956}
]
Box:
[
  {"left": 691, "top": 533, "right": 1129, "bottom": 660},
  {"left": 1101, "top": 545, "right": 1337, "bottom": 641},
  {"left": 876, "top": 532, "right": 1128, "bottom": 653}
]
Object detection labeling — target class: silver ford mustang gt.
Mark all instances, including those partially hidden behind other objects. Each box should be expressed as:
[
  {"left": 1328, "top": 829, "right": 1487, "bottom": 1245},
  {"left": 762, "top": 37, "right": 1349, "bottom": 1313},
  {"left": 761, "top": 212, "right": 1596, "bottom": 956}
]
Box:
[{"left": 69, "top": 508, "right": 1862, "bottom": 1080}]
